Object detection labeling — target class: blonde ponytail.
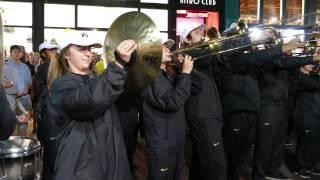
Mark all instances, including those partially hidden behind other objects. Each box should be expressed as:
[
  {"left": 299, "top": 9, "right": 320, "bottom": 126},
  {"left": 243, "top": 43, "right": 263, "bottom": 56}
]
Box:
[{"left": 47, "top": 48, "right": 69, "bottom": 89}]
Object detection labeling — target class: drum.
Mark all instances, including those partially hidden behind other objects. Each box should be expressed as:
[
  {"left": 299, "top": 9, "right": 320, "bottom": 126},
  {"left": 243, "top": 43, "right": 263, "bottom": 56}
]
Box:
[{"left": 0, "top": 136, "right": 41, "bottom": 180}]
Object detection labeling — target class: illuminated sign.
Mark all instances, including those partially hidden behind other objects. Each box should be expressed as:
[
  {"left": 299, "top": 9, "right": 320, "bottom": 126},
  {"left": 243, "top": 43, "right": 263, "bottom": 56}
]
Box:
[
  {"left": 186, "top": 12, "right": 208, "bottom": 17},
  {"left": 179, "top": 0, "right": 217, "bottom": 6}
]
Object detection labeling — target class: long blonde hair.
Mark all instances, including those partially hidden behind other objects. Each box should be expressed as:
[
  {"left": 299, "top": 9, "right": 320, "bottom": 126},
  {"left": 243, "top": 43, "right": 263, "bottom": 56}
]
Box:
[{"left": 47, "top": 47, "right": 69, "bottom": 89}]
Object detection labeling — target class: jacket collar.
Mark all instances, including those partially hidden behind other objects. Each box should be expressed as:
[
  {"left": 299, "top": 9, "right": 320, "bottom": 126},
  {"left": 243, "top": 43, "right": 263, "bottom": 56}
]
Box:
[{"left": 64, "top": 71, "right": 96, "bottom": 82}]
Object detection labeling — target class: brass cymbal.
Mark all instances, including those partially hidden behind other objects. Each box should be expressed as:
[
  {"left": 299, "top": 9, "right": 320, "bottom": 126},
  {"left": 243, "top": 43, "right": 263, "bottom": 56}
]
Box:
[{"left": 104, "top": 11, "right": 162, "bottom": 93}]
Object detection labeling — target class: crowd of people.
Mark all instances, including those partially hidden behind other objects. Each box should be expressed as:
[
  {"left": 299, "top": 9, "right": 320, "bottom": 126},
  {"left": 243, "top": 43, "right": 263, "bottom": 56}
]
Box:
[{"left": 1, "top": 20, "right": 320, "bottom": 180}]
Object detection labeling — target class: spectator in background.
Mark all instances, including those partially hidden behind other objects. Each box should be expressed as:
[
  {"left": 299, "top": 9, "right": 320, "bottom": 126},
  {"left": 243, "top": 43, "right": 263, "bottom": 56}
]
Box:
[
  {"left": 2, "top": 63, "right": 18, "bottom": 111},
  {"left": 20, "top": 46, "right": 35, "bottom": 77},
  {"left": 33, "top": 41, "right": 58, "bottom": 135},
  {"left": 0, "top": 84, "right": 29, "bottom": 140},
  {"left": 33, "top": 52, "right": 41, "bottom": 73},
  {"left": 33, "top": 41, "right": 59, "bottom": 179},
  {"left": 5, "top": 45, "right": 32, "bottom": 136},
  {"left": 1, "top": 52, "right": 30, "bottom": 140}
]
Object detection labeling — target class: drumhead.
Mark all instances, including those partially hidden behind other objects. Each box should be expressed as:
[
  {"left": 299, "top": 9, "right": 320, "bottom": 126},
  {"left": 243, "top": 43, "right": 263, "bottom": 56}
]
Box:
[{"left": 0, "top": 136, "right": 41, "bottom": 158}]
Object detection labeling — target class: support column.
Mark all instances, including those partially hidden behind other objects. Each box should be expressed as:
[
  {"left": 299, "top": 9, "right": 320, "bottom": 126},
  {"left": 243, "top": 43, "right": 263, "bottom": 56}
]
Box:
[
  {"left": 281, "top": 0, "right": 287, "bottom": 25},
  {"left": 224, "top": 0, "right": 240, "bottom": 29},
  {"left": 168, "top": 0, "right": 176, "bottom": 44},
  {"left": 32, "top": 0, "right": 44, "bottom": 52},
  {"left": 258, "top": 0, "right": 264, "bottom": 24},
  {"left": 303, "top": 0, "right": 316, "bottom": 26}
]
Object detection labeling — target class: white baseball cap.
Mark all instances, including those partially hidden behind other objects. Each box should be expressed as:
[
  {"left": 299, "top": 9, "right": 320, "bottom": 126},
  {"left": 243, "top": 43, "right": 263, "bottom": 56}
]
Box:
[
  {"left": 163, "top": 39, "right": 175, "bottom": 49},
  {"left": 58, "top": 32, "right": 102, "bottom": 52},
  {"left": 180, "top": 22, "right": 206, "bottom": 42},
  {"left": 223, "top": 22, "right": 238, "bottom": 34},
  {"left": 39, "top": 41, "right": 58, "bottom": 52}
]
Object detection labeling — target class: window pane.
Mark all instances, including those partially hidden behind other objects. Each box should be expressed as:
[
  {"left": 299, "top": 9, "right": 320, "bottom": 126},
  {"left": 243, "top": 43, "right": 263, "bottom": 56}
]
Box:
[
  {"left": 316, "top": 0, "right": 320, "bottom": 24},
  {"left": 45, "top": 4, "right": 75, "bottom": 27},
  {"left": 141, "top": 9, "right": 168, "bottom": 31},
  {"left": 78, "top": 6, "right": 137, "bottom": 28},
  {"left": 240, "top": 0, "right": 258, "bottom": 24},
  {"left": 3, "top": 27, "right": 32, "bottom": 54},
  {"left": 44, "top": 28, "right": 75, "bottom": 46},
  {"left": 263, "top": 0, "right": 280, "bottom": 24},
  {"left": 0, "top": 2, "right": 32, "bottom": 26},
  {"left": 141, "top": 0, "right": 168, "bottom": 4},
  {"left": 285, "top": 0, "right": 303, "bottom": 25},
  {"left": 160, "top": 32, "right": 168, "bottom": 43}
]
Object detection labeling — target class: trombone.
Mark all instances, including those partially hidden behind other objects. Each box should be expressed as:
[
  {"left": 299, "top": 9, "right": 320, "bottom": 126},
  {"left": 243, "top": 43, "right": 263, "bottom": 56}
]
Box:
[
  {"left": 169, "top": 27, "right": 281, "bottom": 62},
  {"left": 175, "top": 30, "right": 320, "bottom": 62},
  {"left": 170, "top": 26, "right": 289, "bottom": 57},
  {"left": 169, "top": 26, "right": 277, "bottom": 55},
  {"left": 102, "top": 11, "right": 320, "bottom": 92}
]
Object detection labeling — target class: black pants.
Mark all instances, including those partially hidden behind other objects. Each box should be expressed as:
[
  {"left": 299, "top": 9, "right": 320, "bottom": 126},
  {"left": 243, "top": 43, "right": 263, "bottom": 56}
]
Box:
[
  {"left": 119, "top": 108, "right": 139, "bottom": 171},
  {"left": 223, "top": 112, "right": 257, "bottom": 180},
  {"left": 188, "top": 118, "right": 227, "bottom": 180},
  {"left": 147, "top": 150, "right": 184, "bottom": 180},
  {"left": 253, "top": 102, "right": 288, "bottom": 179},
  {"left": 295, "top": 110, "right": 320, "bottom": 170},
  {"left": 42, "top": 138, "right": 58, "bottom": 180},
  {"left": 287, "top": 96, "right": 295, "bottom": 139}
]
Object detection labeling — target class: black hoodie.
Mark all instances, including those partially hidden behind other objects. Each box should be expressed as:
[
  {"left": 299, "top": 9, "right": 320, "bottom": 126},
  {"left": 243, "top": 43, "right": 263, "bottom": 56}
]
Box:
[{"left": 48, "top": 63, "right": 132, "bottom": 180}]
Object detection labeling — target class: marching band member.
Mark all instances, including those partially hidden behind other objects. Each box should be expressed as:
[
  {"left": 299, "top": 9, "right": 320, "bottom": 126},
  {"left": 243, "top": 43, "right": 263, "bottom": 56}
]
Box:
[
  {"left": 180, "top": 22, "right": 227, "bottom": 180},
  {"left": 142, "top": 40, "right": 193, "bottom": 180},
  {"left": 293, "top": 64, "right": 320, "bottom": 178},
  {"left": 33, "top": 41, "right": 59, "bottom": 180},
  {"left": 180, "top": 22, "right": 306, "bottom": 180},
  {"left": 221, "top": 36, "right": 307, "bottom": 180},
  {"left": 254, "top": 43, "right": 320, "bottom": 180},
  {"left": 47, "top": 32, "right": 137, "bottom": 180}
]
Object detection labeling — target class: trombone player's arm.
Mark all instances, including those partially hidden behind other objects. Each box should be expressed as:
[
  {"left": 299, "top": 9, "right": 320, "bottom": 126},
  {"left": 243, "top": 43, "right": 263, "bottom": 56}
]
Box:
[
  {"left": 265, "top": 37, "right": 320, "bottom": 69},
  {"left": 224, "top": 37, "right": 312, "bottom": 69},
  {"left": 231, "top": 38, "right": 300, "bottom": 68},
  {"left": 273, "top": 54, "right": 320, "bottom": 70}
]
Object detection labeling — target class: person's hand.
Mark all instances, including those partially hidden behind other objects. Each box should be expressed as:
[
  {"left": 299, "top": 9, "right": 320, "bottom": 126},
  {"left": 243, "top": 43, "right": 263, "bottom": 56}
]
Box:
[
  {"left": 282, "top": 37, "right": 305, "bottom": 53},
  {"left": 115, "top": 39, "right": 137, "bottom": 68},
  {"left": 3, "top": 81, "right": 14, "bottom": 88},
  {"left": 313, "top": 53, "right": 320, "bottom": 62},
  {"left": 17, "top": 112, "right": 30, "bottom": 123},
  {"left": 22, "top": 86, "right": 29, "bottom": 95},
  {"left": 181, "top": 55, "right": 194, "bottom": 74},
  {"left": 177, "top": 54, "right": 184, "bottom": 63}
]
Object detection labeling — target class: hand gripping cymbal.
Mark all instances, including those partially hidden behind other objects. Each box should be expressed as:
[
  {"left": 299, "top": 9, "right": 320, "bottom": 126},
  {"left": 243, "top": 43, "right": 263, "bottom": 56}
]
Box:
[{"left": 104, "top": 11, "right": 162, "bottom": 93}]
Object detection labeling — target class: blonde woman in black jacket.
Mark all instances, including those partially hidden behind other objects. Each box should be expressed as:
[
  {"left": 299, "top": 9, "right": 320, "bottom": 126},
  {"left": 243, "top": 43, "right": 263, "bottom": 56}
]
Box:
[{"left": 47, "top": 32, "right": 137, "bottom": 180}]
